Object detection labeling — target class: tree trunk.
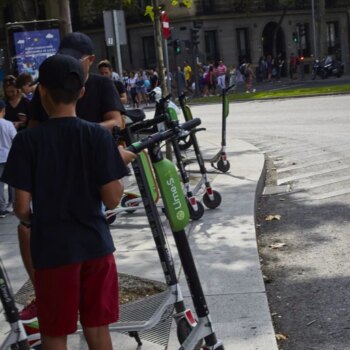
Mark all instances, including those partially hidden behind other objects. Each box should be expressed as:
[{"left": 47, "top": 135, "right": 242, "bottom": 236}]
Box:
[
  {"left": 152, "top": 0, "right": 172, "bottom": 160},
  {"left": 152, "top": 0, "right": 167, "bottom": 96},
  {"left": 58, "top": 0, "right": 72, "bottom": 35}
]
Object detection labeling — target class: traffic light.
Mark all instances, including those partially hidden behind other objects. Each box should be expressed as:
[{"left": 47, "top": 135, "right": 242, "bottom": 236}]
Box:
[
  {"left": 191, "top": 28, "right": 200, "bottom": 46},
  {"left": 292, "top": 31, "right": 299, "bottom": 43},
  {"left": 173, "top": 39, "right": 181, "bottom": 55}
]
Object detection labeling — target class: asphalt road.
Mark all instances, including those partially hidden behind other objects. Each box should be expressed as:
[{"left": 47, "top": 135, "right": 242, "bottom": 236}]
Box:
[{"left": 189, "top": 94, "right": 350, "bottom": 350}]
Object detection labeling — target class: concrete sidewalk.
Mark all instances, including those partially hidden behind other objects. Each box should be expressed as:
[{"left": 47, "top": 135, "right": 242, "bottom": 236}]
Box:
[{"left": 0, "top": 137, "right": 278, "bottom": 350}]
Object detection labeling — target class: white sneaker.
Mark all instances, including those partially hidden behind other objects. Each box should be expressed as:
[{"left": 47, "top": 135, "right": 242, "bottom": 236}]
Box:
[
  {"left": 253, "top": 89, "right": 256, "bottom": 92},
  {"left": 6, "top": 204, "right": 13, "bottom": 213}
]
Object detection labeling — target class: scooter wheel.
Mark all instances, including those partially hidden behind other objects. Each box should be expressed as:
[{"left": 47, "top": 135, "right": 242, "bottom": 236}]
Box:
[
  {"left": 217, "top": 159, "right": 230, "bottom": 173},
  {"left": 188, "top": 200, "right": 205, "bottom": 221},
  {"left": 203, "top": 190, "right": 222, "bottom": 209},
  {"left": 177, "top": 318, "right": 203, "bottom": 350},
  {"left": 121, "top": 194, "right": 139, "bottom": 214},
  {"left": 178, "top": 135, "right": 193, "bottom": 151}
]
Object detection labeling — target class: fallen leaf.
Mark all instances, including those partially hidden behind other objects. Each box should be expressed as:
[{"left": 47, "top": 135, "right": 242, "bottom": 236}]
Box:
[
  {"left": 275, "top": 333, "right": 288, "bottom": 341},
  {"left": 265, "top": 214, "right": 281, "bottom": 221},
  {"left": 269, "top": 242, "right": 287, "bottom": 249}
]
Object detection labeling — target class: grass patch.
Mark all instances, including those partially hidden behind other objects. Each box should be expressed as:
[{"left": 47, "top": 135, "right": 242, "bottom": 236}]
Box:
[{"left": 189, "top": 84, "right": 350, "bottom": 104}]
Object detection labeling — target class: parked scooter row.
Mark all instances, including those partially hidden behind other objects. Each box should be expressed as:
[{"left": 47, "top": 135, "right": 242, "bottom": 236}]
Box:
[
  {"left": 0, "top": 115, "right": 225, "bottom": 350},
  {"left": 107, "top": 86, "right": 231, "bottom": 223},
  {"left": 312, "top": 55, "right": 344, "bottom": 80}
]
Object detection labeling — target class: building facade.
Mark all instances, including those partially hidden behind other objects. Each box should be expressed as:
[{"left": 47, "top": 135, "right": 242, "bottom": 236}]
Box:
[{"left": 0, "top": 0, "right": 349, "bottom": 76}]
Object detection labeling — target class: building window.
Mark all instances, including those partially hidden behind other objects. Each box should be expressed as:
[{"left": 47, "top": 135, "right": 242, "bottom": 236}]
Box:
[
  {"left": 327, "top": 21, "right": 340, "bottom": 56},
  {"left": 298, "top": 23, "right": 310, "bottom": 57},
  {"left": 142, "top": 36, "right": 156, "bottom": 69},
  {"left": 236, "top": 28, "right": 251, "bottom": 64},
  {"left": 202, "top": 0, "right": 214, "bottom": 13},
  {"left": 204, "top": 30, "right": 219, "bottom": 63}
]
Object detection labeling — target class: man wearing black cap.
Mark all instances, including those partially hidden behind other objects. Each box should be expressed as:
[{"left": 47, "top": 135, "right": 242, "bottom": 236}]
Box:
[
  {"left": 2, "top": 55, "right": 135, "bottom": 349},
  {"left": 29, "top": 32, "right": 125, "bottom": 128}
]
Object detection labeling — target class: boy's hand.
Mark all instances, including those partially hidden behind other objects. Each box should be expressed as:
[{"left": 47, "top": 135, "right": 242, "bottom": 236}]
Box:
[{"left": 118, "top": 145, "right": 137, "bottom": 165}]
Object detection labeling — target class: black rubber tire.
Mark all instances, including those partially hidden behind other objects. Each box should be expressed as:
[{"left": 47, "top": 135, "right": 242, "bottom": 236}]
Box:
[
  {"left": 203, "top": 190, "right": 222, "bottom": 209},
  {"left": 176, "top": 318, "right": 203, "bottom": 350},
  {"left": 121, "top": 195, "right": 138, "bottom": 214},
  {"left": 188, "top": 200, "right": 205, "bottom": 220},
  {"left": 217, "top": 159, "right": 230, "bottom": 173},
  {"left": 178, "top": 136, "right": 193, "bottom": 151}
]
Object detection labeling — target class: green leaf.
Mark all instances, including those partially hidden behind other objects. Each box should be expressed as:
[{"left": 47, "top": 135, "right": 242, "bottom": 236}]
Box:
[
  {"left": 144, "top": 5, "right": 155, "bottom": 21},
  {"left": 181, "top": 0, "right": 192, "bottom": 8}
]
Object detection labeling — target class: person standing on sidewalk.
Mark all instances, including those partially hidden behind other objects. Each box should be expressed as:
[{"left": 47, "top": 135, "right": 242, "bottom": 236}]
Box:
[
  {"left": 1, "top": 54, "right": 136, "bottom": 350},
  {"left": 0, "top": 99, "right": 16, "bottom": 218},
  {"left": 184, "top": 61, "right": 192, "bottom": 92},
  {"left": 98, "top": 59, "right": 127, "bottom": 105},
  {"left": 216, "top": 59, "right": 227, "bottom": 91},
  {"left": 18, "top": 32, "right": 126, "bottom": 321},
  {"left": 245, "top": 63, "right": 256, "bottom": 93}
]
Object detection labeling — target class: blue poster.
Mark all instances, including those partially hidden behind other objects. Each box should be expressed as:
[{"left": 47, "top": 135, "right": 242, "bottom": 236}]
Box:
[{"left": 13, "top": 29, "right": 60, "bottom": 79}]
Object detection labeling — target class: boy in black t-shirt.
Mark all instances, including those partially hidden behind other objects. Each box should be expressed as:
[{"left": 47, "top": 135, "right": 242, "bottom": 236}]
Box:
[{"left": 1, "top": 55, "right": 135, "bottom": 350}]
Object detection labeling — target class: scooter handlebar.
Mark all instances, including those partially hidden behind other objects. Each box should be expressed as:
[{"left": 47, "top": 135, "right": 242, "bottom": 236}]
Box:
[
  {"left": 127, "top": 118, "right": 201, "bottom": 154},
  {"left": 129, "top": 114, "right": 168, "bottom": 132}
]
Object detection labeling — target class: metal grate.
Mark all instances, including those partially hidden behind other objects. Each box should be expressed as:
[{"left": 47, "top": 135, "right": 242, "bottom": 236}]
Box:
[{"left": 14, "top": 279, "right": 173, "bottom": 347}]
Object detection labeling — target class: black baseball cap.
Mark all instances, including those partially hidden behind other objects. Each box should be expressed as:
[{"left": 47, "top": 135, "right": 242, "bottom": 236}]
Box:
[
  {"left": 58, "top": 32, "right": 94, "bottom": 59},
  {"left": 38, "top": 55, "right": 84, "bottom": 90}
]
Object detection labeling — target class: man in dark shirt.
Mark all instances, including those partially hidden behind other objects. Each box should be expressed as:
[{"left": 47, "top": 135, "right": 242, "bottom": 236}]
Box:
[
  {"left": 2, "top": 54, "right": 136, "bottom": 350},
  {"left": 28, "top": 32, "right": 125, "bottom": 128}
]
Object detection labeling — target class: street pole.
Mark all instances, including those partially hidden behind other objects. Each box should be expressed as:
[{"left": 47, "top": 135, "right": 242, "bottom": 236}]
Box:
[
  {"left": 151, "top": 0, "right": 171, "bottom": 159},
  {"left": 192, "top": 45, "right": 200, "bottom": 97},
  {"left": 311, "top": 0, "right": 318, "bottom": 58},
  {"left": 112, "top": 10, "right": 123, "bottom": 78},
  {"left": 163, "top": 38, "right": 171, "bottom": 94},
  {"left": 58, "top": 0, "right": 72, "bottom": 35}
]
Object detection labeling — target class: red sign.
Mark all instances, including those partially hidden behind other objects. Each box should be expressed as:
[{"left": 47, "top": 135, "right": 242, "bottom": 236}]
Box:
[{"left": 161, "top": 11, "right": 171, "bottom": 40}]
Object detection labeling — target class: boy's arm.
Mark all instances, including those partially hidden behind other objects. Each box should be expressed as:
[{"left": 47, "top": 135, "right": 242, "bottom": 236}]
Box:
[
  {"left": 100, "top": 179, "right": 124, "bottom": 210},
  {"left": 14, "top": 189, "right": 32, "bottom": 224},
  {"left": 100, "top": 148, "right": 136, "bottom": 209}
]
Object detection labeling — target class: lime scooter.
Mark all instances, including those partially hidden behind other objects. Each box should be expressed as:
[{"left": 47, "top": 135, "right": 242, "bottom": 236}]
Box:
[
  {"left": 126, "top": 118, "right": 225, "bottom": 350},
  {"left": 149, "top": 89, "right": 207, "bottom": 220},
  {"left": 105, "top": 116, "right": 205, "bottom": 347},
  {"left": 181, "top": 85, "right": 235, "bottom": 173},
  {"left": 173, "top": 94, "right": 223, "bottom": 209}
]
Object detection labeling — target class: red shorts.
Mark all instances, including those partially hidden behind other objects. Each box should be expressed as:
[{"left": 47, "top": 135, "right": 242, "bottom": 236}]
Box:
[{"left": 34, "top": 254, "right": 118, "bottom": 337}]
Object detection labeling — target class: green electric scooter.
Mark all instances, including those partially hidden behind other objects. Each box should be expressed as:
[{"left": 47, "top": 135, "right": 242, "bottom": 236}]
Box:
[
  {"left": 181, "top": 85, "right": 235, "bottom": 173},
  {"left": 126, "top": 118, "right": 225, "bottom": 350}
]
